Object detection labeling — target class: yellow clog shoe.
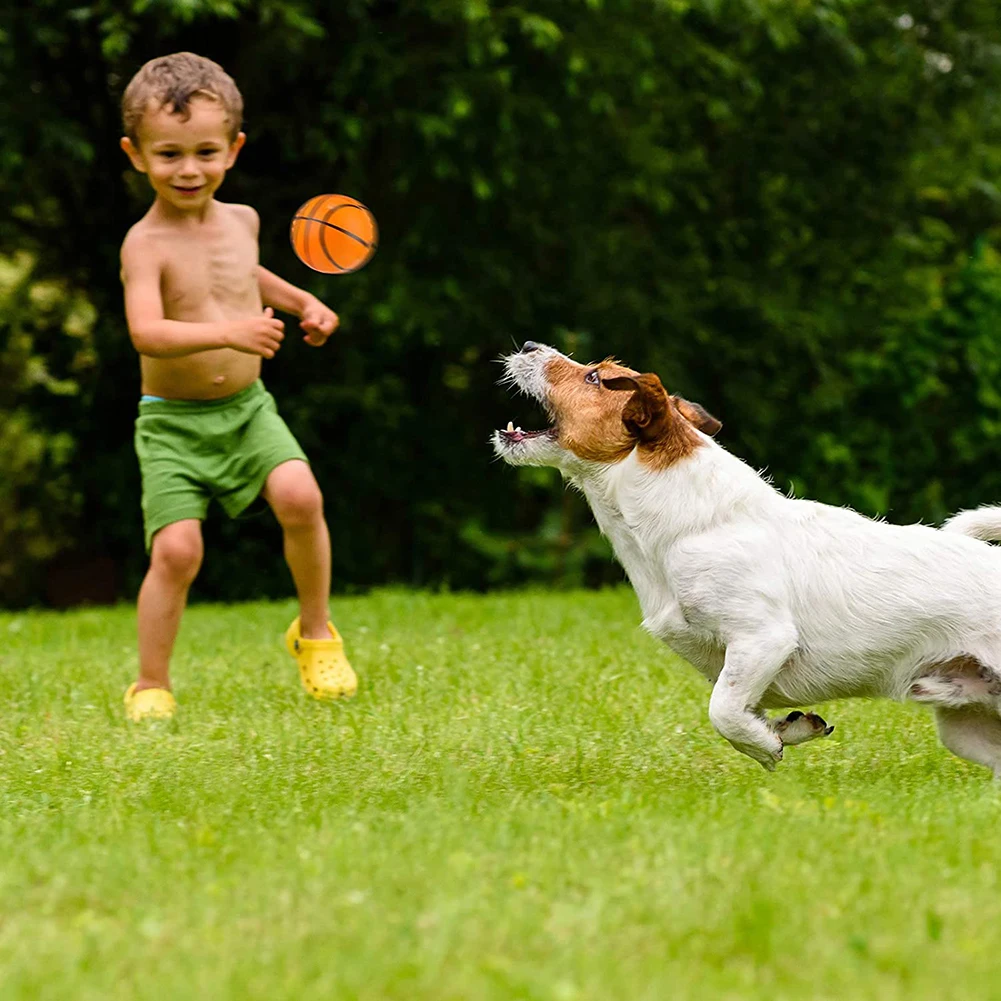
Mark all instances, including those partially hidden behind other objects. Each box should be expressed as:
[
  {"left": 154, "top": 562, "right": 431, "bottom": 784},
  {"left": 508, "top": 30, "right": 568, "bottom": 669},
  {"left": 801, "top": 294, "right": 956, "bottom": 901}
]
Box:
[
  {"left": 285, "top": 616, "right": 358, "bottom": 700},
  {"left": 124, "top": 683, "right": 177, "bottom": 722}
]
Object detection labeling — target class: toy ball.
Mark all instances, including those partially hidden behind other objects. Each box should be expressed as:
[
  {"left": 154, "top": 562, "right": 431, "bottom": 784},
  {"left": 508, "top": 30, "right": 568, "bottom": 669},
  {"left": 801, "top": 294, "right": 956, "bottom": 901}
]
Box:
[{"left": 290, "top": 194, "right": 378, "bottom": 274}]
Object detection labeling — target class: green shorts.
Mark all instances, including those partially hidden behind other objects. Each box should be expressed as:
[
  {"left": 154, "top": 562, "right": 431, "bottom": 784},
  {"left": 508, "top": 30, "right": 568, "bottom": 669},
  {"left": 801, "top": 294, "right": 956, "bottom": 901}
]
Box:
[{"left": 134, "top": 380, "right": 307, "bottom": 551}]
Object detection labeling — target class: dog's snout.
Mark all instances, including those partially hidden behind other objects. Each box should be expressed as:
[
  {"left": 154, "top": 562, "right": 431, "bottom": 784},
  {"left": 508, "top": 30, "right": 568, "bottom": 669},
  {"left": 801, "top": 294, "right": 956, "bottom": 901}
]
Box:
[{"left": 520, "top": 341, "right": 541, "bottom": 354}]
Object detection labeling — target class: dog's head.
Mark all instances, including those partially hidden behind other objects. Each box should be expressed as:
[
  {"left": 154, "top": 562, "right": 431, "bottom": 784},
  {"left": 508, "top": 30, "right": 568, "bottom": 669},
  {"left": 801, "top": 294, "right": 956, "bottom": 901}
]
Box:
[{"left": 493, "top": 342, "right": 720, "bottom": 476}]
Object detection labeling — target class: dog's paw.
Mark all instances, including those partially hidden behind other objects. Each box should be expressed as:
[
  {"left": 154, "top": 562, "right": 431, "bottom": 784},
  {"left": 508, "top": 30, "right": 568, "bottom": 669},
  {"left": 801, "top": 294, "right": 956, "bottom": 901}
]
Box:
[{"left": 771, "top": 710, "right": 835, "bottom": 745}]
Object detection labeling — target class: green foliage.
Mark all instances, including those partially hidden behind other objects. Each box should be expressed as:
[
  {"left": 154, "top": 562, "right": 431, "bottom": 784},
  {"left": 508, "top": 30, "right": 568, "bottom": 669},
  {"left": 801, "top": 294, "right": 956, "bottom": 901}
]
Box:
[
  {"left": 3, "top": 0, "right": 1001, "bottom": 603},
  {"left": 0, "top": 253, "right": 96, "bottom": 604},
  {"left": 808, "top": 238, "right": 1001, "bottom": 520}
]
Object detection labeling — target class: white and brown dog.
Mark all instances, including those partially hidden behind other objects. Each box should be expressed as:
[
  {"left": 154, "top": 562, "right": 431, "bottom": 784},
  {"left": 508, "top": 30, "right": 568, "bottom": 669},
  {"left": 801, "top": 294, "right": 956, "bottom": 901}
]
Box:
[{"left": 494, "top": 341, "right": 1001, "bottom": 775}]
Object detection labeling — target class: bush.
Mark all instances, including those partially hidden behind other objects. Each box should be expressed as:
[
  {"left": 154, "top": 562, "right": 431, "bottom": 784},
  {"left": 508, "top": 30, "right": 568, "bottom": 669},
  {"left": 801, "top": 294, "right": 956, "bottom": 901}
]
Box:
[
  {"left": 0, "top": 254, "right": 96, "bottom": 604},
  {"left": 3, "top": 1, "right": 1001, "bottom": 605}
]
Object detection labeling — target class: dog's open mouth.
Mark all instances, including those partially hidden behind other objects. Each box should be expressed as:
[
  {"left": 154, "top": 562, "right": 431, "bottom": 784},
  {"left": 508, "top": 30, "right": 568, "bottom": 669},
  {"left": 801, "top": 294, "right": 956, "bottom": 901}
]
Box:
[{"left": 498, "top": 420, "right": 556, "bottom": 443}]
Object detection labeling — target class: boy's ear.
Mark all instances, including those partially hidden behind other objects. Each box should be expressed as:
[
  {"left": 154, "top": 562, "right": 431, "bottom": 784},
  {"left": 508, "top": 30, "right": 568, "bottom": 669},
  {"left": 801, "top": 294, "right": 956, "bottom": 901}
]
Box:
[
  {"left": 602, "top": 373, "right": 673, "bottom": 442},
  {"left": 225, "top": 132, "right": 247, "bottom": 169},
  {"left": 672, "top": 396, "right": 722, "bottom": 436},
  {"left": 120, "top": 136, "right": 147, "bottom": 173}
]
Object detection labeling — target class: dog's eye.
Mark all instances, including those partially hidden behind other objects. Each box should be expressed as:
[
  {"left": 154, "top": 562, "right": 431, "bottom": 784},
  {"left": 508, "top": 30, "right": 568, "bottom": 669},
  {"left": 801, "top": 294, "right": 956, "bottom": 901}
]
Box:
[{"left": 585, "top": 370, "right": 600, "bottom": 385}]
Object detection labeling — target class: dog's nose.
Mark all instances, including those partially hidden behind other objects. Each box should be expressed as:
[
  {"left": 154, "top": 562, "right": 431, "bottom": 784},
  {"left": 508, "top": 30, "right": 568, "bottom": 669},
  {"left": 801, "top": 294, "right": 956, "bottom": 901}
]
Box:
[{"left": 520, "top": 341, "right": 541, "bottom": 353}]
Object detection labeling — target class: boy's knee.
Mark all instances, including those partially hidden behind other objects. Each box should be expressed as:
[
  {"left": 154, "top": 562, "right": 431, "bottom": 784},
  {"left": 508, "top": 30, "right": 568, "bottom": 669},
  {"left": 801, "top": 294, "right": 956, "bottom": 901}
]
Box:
[
  {"left": 272, "top": 479, "right": 324, "bottom": 528},
  {"left": 151, "top": 524, "right": 203, "bottom": 583}
]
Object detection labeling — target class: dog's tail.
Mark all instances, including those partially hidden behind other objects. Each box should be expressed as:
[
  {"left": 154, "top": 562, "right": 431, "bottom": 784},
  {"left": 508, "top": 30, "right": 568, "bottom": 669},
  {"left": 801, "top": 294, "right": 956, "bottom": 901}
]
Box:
[{"left": 942, "top": 505, "right": 1001, "bottom": 541}]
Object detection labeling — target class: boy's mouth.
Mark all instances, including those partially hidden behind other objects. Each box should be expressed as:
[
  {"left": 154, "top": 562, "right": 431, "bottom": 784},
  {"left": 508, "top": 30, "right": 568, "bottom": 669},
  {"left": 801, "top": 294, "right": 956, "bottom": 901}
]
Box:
[{"left": 173, "top": 185, "right": 205, "bottom": 196}]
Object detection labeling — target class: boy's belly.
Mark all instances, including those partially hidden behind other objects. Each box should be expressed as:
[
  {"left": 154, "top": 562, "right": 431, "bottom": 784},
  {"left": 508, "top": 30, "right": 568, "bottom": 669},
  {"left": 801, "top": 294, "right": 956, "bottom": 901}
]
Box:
[{"left": 139, "top": 348, "right": 262, "bottom": 400}]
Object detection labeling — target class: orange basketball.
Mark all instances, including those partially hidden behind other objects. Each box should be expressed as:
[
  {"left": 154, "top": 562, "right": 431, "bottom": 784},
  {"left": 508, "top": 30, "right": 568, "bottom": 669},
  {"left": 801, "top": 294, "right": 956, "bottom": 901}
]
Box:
[{"left": 290, "top": 194, "right": 378, "bottom": 274}]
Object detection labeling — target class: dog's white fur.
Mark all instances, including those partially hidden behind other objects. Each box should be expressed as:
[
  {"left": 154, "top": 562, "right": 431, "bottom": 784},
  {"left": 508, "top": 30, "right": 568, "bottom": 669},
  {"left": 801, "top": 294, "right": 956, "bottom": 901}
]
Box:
[{"left": 495, "top": 344, "right": 1001, "bottom": 774}]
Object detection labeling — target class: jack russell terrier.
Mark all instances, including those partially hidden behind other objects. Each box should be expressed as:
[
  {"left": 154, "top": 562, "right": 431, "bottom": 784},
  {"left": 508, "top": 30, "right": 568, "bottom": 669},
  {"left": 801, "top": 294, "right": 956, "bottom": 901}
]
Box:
[{"left": 494, "top": 341, "right": 1001, "bottom": 776}]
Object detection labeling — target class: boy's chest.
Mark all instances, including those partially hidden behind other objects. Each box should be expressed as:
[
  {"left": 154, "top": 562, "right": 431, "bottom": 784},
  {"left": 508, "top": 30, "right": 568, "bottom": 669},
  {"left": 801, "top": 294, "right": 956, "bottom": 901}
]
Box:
[{"left": 160, "top": 226, "right": 259, "bottom": 313}]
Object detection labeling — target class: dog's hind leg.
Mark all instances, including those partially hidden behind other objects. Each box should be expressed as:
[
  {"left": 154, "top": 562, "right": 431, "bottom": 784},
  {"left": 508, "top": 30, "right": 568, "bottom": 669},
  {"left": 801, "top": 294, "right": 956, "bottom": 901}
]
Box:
[
  {"left": 909, "top": 655, "right": 1001, "bottom": 710},
  {"left": 934, "top": 707, "right": 1001, "bottom": 779}
]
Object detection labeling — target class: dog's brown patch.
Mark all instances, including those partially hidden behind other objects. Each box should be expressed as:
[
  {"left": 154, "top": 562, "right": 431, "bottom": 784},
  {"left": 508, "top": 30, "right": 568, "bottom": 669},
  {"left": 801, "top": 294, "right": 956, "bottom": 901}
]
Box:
[
  {"left": 543, "top": 356, "right": 720, "bottom": 470},
  {"left": 673, "top": 398, "right": 723, "bottom": 436},
  {"left": 603, "top": 373, "right": 716, "bottom": 471},
  {"left": 545, "top": 356, "right": 639, "bottom": 464}
]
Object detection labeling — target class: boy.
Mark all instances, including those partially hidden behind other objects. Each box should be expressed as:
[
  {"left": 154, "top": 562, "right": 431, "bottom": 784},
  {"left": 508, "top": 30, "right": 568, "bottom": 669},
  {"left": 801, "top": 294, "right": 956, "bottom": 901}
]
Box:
[{"left": 118, "top": 52, "right": 356, "bottom": 721}]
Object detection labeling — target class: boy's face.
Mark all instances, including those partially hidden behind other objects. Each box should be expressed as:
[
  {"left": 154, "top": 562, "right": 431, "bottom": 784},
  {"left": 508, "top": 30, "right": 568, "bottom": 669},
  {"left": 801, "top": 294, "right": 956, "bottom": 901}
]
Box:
[{"left": 121, "top": 96, "right": 245, "bottom": 213}]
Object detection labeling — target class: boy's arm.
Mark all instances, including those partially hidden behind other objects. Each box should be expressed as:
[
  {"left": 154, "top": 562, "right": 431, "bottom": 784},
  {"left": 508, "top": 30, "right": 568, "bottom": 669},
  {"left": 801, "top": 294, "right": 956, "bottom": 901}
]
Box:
[
  {"left": 258, "top": 265, "right": 339, "bottom": 347},
  {"left": 257, "top": 265, "right": 314, "bottom": 316},
  {"left": 234, "top": 206, "right": 314, "bottom": 316},
  {"left": 121, "top": 232, "right": 284, "bottom": 359},
  {"left": 234, "top": 206, "right": 337, "bottom": 347}
]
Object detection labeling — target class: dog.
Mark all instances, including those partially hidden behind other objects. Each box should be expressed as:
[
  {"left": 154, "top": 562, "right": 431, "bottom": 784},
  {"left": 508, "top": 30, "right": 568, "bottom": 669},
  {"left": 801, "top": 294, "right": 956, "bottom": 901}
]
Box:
[{"left": 494, "top": 341, "right": 1001, "bottom": 775}]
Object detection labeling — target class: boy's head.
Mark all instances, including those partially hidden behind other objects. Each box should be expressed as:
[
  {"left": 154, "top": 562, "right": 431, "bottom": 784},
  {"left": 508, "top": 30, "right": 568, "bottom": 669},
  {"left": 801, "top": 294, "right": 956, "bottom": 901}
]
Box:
[
  {"left": 122, "top": 52, "right": 242, "bottom": 144},
  {"left": 120, "top": 53, "right": 246, "bottom": 212}
]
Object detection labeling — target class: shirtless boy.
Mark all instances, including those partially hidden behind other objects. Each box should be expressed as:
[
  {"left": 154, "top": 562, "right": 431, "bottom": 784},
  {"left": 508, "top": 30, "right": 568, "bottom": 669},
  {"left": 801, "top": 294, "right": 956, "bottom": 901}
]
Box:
[{"left": 118, "top": 52, "right": 356, "bottom": 720}]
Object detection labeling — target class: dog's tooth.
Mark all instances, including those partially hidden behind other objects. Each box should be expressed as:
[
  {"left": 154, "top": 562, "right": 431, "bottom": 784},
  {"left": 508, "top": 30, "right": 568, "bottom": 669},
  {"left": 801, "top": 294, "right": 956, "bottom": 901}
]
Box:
[
  {"left": 506, "top": 421, "right": 515, "bottom": 432},
  {"left": 516, "top": 426, "right": 523, "bottom": 433}
]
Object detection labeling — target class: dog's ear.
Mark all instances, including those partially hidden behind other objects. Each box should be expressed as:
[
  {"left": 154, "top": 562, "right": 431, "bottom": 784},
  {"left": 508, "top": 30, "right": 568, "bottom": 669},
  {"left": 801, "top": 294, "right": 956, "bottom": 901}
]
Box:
[
  {"left": 672, "top": 396, "right": 722, "bottom": 437},
  {"left": 602, "top": 373, "right": 672, "bottom": 442}
]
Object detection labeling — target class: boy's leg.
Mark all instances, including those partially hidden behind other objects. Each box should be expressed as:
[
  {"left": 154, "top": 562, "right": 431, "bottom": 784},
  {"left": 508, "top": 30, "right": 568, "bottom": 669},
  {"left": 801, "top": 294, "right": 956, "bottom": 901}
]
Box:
[
  {"left": 136, "top": 518, "right": 204, "bottom": 690},
  {"left": 264, "top": 459, "right": 355, "bottom": 699},
  {"left": 262, "top": 460, "right": 330, "bottom": 638}
]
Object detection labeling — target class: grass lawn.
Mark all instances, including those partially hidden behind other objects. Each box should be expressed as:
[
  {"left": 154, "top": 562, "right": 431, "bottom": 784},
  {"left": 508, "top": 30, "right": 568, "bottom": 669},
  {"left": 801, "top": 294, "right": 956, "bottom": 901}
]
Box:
[{"left": 1, "top": 587, "right": 1000, "bottom": 1000}]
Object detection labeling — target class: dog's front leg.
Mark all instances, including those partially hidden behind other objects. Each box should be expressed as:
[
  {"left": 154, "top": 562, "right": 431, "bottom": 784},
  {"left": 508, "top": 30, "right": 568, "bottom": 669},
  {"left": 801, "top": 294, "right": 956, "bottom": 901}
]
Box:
[{"left": 708, "top": 627, "right": 798, "bottom": 771}]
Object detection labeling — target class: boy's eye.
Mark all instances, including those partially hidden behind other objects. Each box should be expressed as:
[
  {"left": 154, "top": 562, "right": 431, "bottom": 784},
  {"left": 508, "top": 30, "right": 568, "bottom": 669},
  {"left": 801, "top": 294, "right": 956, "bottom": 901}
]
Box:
[
  {"left": 198, "top": 149, "right": 220, "bottom": 157},
  {"left": 158, "top": 151, "right": 179, "bottom": 159}
]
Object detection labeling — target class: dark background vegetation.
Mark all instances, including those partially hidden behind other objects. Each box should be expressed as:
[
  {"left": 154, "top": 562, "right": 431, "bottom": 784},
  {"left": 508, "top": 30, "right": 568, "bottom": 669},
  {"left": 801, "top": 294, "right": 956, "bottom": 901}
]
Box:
[{"left": 4, "top": 0, "right": 1001, "bottom": 607}]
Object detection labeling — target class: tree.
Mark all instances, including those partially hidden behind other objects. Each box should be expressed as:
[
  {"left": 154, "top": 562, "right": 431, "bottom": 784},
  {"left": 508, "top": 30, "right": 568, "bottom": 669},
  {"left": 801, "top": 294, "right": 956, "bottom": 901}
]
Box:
[{"left": 3, "top": 0, "right": 1001, "bottom": 605}]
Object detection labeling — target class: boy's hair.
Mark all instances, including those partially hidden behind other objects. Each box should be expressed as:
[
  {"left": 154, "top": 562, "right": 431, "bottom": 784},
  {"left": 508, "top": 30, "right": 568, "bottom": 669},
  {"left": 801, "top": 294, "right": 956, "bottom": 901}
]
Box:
[{"left": 122, "top": 52, "right": 243, "bottom": 143}]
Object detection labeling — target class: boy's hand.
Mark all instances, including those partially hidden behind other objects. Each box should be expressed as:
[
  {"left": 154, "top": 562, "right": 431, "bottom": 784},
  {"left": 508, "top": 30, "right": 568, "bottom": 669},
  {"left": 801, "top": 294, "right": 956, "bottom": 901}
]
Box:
[
  {"left": 300, "top": 295, "right": 339, "bottom": 347},
  {"left": 227, "top": 307, "right": 285, "bottom": 358}
]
